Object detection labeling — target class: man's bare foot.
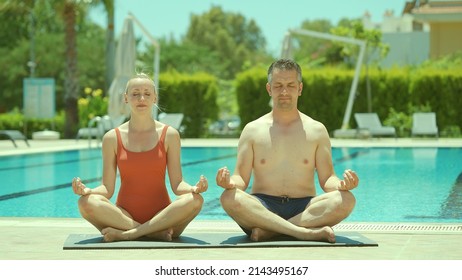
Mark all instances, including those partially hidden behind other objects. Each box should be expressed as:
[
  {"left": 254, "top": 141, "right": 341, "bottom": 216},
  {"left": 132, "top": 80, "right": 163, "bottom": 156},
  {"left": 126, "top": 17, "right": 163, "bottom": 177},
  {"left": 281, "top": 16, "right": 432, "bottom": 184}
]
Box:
[
  {"left": 145, "top": 228, "right": 174, "bottom": 241},
  {"left": 251, "top": 226, "right": 335, "bottom": 243},
  {"left": 249, "top": 226, "right": 335, "bottom": 243},
  {"left": 301, "top": 226, "right": 336, "bottom": 243},
  {"left": 250, "top": 228, "right": 279, "bottom": 242}
]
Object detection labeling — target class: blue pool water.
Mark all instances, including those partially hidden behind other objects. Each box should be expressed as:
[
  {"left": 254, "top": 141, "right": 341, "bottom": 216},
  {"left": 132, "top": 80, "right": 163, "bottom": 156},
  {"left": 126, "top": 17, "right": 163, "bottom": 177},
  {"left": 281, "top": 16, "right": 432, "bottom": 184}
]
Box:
[{"left": 0, "top": 147, "right": 461, "bottom": 223}]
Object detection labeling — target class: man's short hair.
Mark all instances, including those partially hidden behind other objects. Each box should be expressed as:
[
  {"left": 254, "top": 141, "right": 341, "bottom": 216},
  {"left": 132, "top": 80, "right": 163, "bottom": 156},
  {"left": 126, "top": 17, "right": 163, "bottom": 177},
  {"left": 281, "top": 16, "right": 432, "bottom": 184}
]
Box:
[{"left": 267, "top": 59, "right": 302, "bottom": 83}]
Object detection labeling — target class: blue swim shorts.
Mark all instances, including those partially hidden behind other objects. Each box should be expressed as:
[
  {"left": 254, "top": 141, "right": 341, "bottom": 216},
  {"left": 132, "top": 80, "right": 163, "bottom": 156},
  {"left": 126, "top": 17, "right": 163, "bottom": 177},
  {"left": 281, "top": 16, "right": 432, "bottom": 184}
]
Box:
[{"left": 239, "top": 193, "right": 313, "bottom": 236}]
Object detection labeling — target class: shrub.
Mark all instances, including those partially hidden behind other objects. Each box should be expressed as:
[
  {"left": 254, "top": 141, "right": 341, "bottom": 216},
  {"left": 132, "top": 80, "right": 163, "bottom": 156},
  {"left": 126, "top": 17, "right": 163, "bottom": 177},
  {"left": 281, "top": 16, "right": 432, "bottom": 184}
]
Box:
[{"left": 78, "top": 87, "right": 108, "bottom": 127}]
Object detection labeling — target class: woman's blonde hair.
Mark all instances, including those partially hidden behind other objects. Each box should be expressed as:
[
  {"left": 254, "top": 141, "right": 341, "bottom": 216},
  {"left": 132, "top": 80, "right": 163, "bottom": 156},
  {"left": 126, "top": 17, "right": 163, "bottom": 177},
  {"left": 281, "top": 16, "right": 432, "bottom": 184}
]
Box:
[{"left": 124, "top": 72, "right": 156, "bottom": 95}]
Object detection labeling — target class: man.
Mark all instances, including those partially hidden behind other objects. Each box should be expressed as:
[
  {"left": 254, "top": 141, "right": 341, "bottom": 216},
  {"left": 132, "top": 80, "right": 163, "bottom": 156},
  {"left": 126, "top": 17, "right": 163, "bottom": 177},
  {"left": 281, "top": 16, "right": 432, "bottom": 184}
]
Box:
[{"left": 216, "top": 59, "right": 358, "bottom": 243}]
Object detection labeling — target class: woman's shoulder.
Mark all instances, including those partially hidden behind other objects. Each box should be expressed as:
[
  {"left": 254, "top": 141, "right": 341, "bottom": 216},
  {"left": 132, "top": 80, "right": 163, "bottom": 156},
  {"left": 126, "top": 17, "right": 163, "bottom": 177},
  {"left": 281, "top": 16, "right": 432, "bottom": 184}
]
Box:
[
  {"left": 101, "top": 128, "right": 119, "bottom": 153},
  {"left": 159, "top": 122, "right": 180, "bottom": 142},
  {"left": 169, "top": 125, "right": 181, "bottom": 138},
  {"left": 103, "top": 127, "right": 118, "bottom": 140},
  {"left": 156, "top": 121, "right": 178, "bottom": 134},
  {"left": 105, "top": 121, "right": 129, "bottom": 140}
]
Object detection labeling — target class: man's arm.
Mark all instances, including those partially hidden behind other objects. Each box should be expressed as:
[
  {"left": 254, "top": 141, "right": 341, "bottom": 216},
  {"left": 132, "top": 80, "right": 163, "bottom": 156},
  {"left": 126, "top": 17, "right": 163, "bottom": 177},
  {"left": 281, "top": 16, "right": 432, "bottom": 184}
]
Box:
[
  {"left": 216, "top": 124, "right": 254, "bottom": 190},
  {"left": 314, "top": 123, "right": 359, "bottom": 192}
]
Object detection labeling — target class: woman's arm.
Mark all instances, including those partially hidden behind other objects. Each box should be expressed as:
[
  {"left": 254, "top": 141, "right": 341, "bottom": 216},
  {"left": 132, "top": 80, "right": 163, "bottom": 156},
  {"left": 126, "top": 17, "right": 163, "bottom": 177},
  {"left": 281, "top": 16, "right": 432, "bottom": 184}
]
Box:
[
  {"left": 165, "top": 127, "right": 208, "bottom": 195},
  {"left": 72, "top": 130, "right": 118, "bottom": 198}
]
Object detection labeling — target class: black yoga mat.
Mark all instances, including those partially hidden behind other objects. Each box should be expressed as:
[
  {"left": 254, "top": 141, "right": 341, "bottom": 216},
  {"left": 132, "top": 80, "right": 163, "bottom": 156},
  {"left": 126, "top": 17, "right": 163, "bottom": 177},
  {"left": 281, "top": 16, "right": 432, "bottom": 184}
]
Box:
[{"left": 63, "top": 232, "right": 378, "bottom": 250}]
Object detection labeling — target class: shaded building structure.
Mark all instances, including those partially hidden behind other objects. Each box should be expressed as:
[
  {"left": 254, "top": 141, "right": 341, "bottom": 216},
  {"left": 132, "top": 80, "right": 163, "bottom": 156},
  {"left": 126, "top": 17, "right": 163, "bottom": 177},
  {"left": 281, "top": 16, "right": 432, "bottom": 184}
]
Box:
[
  {"left": 411, "top": 0, "right": 462, "bottom": 59},
  {"left": 362, "top": 0, "right": 462, "bottom": 67}
]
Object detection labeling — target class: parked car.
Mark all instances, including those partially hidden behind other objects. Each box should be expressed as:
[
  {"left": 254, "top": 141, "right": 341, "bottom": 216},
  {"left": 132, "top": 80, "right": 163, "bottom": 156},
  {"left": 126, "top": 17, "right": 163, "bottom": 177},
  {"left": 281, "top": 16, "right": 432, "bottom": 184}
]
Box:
[{"left": 208, "top": 116, "right": 241, "bottom": 136}]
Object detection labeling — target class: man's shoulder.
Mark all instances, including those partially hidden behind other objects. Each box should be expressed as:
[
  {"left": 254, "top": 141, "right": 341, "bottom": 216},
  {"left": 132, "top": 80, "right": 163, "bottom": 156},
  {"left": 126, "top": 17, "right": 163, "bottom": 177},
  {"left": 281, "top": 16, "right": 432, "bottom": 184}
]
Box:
[
  {"left": 298, "top": 114, "right": 329, "bottom": 139},
  {"left": 244, "top": 115, "right": 270, "bottom": 128},
  {"left": 300, "top": 113, "right": 325, "bottom": 128}
]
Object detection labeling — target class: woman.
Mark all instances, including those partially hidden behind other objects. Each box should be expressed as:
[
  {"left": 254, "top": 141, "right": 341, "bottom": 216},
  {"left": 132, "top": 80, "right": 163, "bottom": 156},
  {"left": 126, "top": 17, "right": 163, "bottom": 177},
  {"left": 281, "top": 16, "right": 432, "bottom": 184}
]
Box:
[{"left": 72, "top": 73, "right": 207, "bottom": 242}]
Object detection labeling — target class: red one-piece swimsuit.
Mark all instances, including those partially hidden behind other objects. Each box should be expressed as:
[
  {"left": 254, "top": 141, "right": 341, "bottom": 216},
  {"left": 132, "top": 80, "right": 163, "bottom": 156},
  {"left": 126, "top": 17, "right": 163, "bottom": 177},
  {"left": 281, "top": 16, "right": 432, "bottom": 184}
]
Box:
[{"left": 115, "top": 125, "right": 171, "bottom": 224}]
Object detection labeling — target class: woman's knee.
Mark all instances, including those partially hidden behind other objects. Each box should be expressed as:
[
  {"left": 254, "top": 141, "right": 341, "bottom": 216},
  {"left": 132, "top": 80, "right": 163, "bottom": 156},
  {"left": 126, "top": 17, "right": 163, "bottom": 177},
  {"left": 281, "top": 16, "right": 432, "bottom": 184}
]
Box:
[
  {"left": 77, "top": 194, "right": 103, "bottom": 216},
  {"left": 180, "top": 192, "right": 204, "bottom": 212},
  {"left": 192, "top": 193, "right": 204, "bottom": 209}
]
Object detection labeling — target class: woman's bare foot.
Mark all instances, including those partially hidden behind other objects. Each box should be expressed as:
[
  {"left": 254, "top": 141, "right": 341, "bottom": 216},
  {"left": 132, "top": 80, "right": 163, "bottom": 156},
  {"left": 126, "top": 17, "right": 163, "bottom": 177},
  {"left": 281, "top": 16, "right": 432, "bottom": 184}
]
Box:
[
  {"left": 101, "top": 227, "right": 174, "bottom": 242},
  {"left": 145, "top": 228, "right": 174, "bottom": 241}
]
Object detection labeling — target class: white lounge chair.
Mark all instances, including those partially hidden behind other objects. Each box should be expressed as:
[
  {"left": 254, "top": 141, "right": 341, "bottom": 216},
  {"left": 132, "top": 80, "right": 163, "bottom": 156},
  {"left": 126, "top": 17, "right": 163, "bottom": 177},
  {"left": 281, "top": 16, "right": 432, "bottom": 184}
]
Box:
[
  {"left": 411, "top": 112, "right": 438, "bottom": 138},
  {"left": 77, "top": 116, "right": 107, "bottom": 140},
  {"left": 76, "top": 115, "right": 126, "bottom": 147},
  {"left": 158, "top": 113, "right": 184, "bottom": 130},
  {"left": 0, "top": 130, "right": 30, "bottom": 148},
  {"left": 76, "top": 115, "right": 126, "bottom": 140},
  {"left": 354, "top": 113, "right": 396, "bottom": 138}
]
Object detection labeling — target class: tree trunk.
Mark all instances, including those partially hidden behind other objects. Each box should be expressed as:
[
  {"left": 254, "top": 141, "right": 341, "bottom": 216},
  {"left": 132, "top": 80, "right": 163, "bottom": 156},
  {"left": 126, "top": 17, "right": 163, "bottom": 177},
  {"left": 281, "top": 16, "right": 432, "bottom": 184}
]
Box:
[
  {"left": 63, "top": 2, "right": 79, "bottom": 138},
  {"left": 105, "top": 0, "right": 115, "bottom": 94}
]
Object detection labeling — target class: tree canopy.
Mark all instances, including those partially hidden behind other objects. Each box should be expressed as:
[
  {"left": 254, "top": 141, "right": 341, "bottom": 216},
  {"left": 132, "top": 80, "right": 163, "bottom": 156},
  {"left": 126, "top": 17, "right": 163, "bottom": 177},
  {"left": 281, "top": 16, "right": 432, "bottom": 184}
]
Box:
[
  {"left": 184, "top": 5, "right": 270, "bottom": 79},
  {"left": 0, "top": 1, "right": 397, "bottom": 137}
]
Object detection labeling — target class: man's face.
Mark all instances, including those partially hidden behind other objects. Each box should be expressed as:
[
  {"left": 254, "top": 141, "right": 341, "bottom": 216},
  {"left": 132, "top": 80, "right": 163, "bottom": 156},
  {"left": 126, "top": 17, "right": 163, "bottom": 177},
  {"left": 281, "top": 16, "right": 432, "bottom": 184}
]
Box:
[{"left": 267, "top": 69, "right": 302, "bottom": 110}]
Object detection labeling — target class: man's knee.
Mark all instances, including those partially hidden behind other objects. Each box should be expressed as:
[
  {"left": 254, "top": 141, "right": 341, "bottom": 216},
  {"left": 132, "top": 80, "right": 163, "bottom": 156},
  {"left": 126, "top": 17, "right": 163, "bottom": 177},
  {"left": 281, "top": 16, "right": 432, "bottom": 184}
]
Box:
[
  {"left": 338, "top": 190, "right": 356, "bottom": 214},
  {"left": 220, "top": 188, "right": 241, "bottom": 211}
]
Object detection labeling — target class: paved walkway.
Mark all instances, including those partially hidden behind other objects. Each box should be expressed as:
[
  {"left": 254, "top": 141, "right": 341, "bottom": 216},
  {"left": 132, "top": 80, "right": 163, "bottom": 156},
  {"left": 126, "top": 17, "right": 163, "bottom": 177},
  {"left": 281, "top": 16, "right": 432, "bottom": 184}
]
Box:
[{"left": 1, "top": 217, "right": 461, "bottom": 260}]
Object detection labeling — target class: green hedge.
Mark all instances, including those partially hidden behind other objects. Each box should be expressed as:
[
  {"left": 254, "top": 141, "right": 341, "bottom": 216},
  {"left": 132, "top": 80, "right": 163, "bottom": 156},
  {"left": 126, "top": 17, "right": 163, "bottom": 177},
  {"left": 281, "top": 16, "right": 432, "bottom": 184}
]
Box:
[
  {"left": 158, "top": 71, "right": 219, "bottom": 138},
  {"left": 235, "top": 67, "right": 269, "bottom": 126},
  {"left": 0, "top": 109, "right": 65, "bottom": 139},
  {"left": 409, "top": 69, "right": 462, "bottom": 131},
  {"left": 234, "top": 66, "right": 462, "bottom": 136},
  {"left": 2, "top": 68, "right": 461, "bottom": 139},
  {"left": 0, "top": 72, "right": 218, "bottom": 139},
  {"left": 235, "top": 67, "right": 357, "bottom": 131},
  {"left": 300, "top": 68, "right": 354, "bottom": 132}
]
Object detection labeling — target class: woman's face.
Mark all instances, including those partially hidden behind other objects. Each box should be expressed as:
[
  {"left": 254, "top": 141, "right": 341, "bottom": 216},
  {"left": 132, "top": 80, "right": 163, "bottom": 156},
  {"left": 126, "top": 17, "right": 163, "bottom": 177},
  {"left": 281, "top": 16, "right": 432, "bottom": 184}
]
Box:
[{"left": 125, "top": 78, "right": 156, "bottom": 112}]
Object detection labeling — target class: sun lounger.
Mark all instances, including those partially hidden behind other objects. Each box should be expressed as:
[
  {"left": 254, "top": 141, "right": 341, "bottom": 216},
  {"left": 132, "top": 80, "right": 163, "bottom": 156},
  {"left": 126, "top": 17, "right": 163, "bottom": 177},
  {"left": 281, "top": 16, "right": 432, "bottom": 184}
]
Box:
[
  {"left": 0, "top": 130, "right": 30, "bottom": 148},
  {"left": 411, "top": 112, "right": 438, "bottom": 138},
  {"left": 76, "top": 115, "right": 123, "bottom": 148},
  {"left": 158, "top": 113, "right": 184, "bottom": 130},
  {"left": 76, "top": 115, "right": 125, "bottom": 140},
  {"left": 354, "top": 113, "right": 396, "bottom": 137},
  {"left": 76, "top": 116, "right": 105, "bottom": 140}
]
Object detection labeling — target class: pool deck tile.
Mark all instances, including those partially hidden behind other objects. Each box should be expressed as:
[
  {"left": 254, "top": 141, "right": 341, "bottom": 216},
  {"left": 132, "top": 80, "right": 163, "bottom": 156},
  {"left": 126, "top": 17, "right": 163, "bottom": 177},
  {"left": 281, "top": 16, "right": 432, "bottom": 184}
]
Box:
[
  {"left": 1, "top": 218, "right": 462, "bottom": 260},
  {"left": 1, "top": 137, "right": 462, "bottom": 156}
]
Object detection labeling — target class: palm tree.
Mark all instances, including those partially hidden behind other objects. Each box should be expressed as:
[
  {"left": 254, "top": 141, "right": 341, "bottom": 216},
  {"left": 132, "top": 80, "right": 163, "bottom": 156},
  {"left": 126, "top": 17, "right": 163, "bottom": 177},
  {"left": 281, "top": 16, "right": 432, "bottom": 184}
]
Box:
[
  {"left": 101, "top": 0, "right": 115, "bottom": 93},
  {"left": 59, "top": 0, "right": 114, "bottom": 138},
  {"left": 59, "top": 0, "right": 80, "bottom": 138},
  {"left": 57, "top": 0, "right": 115, "bottom": 138},
  {"left": 3, "top": 0, "right": 112, "bottom": 137}
]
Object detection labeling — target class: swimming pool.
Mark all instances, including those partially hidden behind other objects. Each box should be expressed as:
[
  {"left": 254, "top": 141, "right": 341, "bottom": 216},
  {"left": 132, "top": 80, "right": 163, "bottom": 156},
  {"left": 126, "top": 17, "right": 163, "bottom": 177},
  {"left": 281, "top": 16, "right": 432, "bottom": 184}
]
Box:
[{"left": 0, "top": 146, "right": 461, "bottom": 223}]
